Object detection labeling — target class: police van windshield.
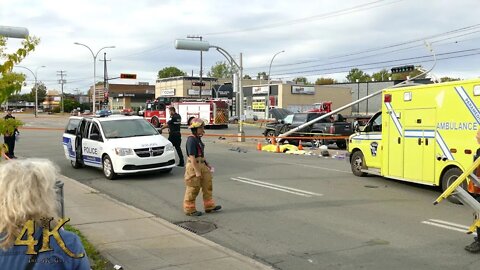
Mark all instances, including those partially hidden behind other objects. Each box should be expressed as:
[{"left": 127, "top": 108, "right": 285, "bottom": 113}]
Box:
[{"left": 100, "top": 119, "right": 159, "bottom": 139}]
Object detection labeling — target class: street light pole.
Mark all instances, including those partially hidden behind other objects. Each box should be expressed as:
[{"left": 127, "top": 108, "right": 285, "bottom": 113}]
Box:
[
  {"left": 15, "top": 65, "right": 45, "bottom": 117},
  {"left": 74, "top": 42, "right": 115, "bottom": 113},
  {"left": 266, "top": 50, "right": 284, "bottom": 120},
  {"left": 174, "top": 39, "right": 245, "bottom": 142}
]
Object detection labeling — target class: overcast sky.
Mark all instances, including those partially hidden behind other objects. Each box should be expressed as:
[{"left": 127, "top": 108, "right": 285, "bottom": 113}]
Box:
[{"left": 2, "top": 0, "right": 480, "bottom": 94}]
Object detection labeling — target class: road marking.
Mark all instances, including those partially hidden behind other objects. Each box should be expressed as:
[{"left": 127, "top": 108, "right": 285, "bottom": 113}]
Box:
[
  {"left": 230, "top": 177, "right": 323, "bottom": 197},
  {"left": 290, "top": 163, "right": 351, "bottom": 174},
  {"left": 421, "top": 219, "right": 477, "bottom": 236}
]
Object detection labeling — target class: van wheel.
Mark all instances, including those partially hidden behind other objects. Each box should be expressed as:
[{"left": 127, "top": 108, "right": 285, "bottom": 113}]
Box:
[
  {"left": 151, "top": 117, "right": 160, "bottom": 128},
  {"left": 103, "top": 155, "right": 117, "bottom": 180},
  {"left": 351, "top": 151, "right": 367, "bottom": 177},
  {"left": 71, "top": 159, "right": 83, "bottom": 169},
  {"left": 441, "top": 167, "right": 468, "bottom": 204}
]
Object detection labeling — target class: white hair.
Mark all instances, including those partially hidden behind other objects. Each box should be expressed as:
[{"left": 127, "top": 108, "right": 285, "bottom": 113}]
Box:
[{"left": 0, "top": 159, "right": 60, "bottom": 249}]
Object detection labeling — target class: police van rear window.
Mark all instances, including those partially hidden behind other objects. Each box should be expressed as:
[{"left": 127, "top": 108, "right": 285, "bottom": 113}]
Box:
[{"left": 65, "top": 119, "right": 81, "bottom": 134}]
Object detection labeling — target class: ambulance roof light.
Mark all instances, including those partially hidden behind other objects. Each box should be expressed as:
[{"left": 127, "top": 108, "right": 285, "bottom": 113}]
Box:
[{"left": 384, "top": 94, "right": 392, "bottom": 103}]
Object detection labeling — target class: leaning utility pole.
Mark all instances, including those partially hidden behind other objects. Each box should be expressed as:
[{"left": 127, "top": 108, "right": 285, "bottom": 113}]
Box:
[{"left": 57, "top": 70, "right": 67, "bottom": 113}]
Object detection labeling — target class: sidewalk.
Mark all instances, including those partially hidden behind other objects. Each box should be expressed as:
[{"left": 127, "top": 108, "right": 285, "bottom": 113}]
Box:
[{"left": 62, "top": 175, "right": 273, "bottom": 270}]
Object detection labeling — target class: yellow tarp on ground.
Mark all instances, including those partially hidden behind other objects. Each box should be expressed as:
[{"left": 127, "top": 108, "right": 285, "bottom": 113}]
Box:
[{"left": 261, "top": 144, "right": 299, "bottom": 153}]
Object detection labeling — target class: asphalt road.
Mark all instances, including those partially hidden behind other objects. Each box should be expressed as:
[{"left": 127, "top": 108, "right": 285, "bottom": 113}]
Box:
[{"left": 14, "top": 114, "right": 480, "bottom": 269}]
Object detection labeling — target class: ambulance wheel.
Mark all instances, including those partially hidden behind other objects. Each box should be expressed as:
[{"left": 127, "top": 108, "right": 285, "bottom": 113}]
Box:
[
  {"left": 103, "top": 155, "right": 117, "bottom": 180},
  {"left": 151, "top": 117, "right": 160, "bottom": 128},
  {"left": 70, "top": 159, "right": 83, "bottom": 169},
  {"left": 351, "top": 151, "right": 367, "bottom": 177},
  {"left": 441, "top": 167, "right": 467, "bottom": 204}
]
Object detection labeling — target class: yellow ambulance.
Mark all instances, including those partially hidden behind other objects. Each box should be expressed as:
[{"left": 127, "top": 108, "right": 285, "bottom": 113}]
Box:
[{"left": 348, "top": 79, "right": 480, "bottom": 202}]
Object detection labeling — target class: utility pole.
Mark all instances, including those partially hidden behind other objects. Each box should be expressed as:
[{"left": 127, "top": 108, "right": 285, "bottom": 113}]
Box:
[
  {"left": 99, "top": 52, "right": 111, "bottom": 110},
  {"left": 187, "top": 35, "right": 203, "bottom": 99},
  {"left": 57, "top": 70, "right": 67, "bottom": 113}
]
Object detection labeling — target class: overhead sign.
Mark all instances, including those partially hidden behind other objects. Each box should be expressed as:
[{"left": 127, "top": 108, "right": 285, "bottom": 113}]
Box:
[
  {"left": 188, "top": 89, "right": 212, "bottom": 96},
  {"left": 291, "top": 86, "right": 315, "bottom": 95},
  {"left": 252, "top": 86, "right": 269, "bottom": 95},
  {"left": 120, "top": 73, "right": 137, "bottom": 79},
  {"left": 161, "top": 89, "right": 175, "bottom": 96}
]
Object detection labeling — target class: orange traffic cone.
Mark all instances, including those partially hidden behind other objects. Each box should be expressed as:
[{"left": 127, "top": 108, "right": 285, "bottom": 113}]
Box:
[
  {"left": 298, "top": 140, "right": 303, "bottom": 150},
  {"left": 257, "top": 142, "right": 262, "bottom": 151},
  {"left": 276, "top": 144, "right": 281, "bottom": 153}
]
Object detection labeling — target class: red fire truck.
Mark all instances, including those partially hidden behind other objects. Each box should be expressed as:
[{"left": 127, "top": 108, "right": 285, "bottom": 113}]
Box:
[
  {"left": 307, "top": 101, "right": 332, "bottom": 113},
  {"left": 144, "top": 98, "right": 229, "bottom": 128}
]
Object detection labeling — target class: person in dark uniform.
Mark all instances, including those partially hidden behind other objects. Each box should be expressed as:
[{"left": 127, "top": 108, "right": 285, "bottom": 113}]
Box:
[
  {"left": 3, "top": 109, "right": 18, "bottom": 159},
  {"left": 182, "top": 118, "right": 221, "bottom": 216},
  {"left": 160, "top": 107, "right": 185, "bottom": 167},
  {"left": 465, "top": 129, "right": 480, "bottom": 253}
]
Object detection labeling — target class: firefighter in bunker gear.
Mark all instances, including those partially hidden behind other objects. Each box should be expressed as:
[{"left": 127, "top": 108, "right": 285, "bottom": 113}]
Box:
[{"left": 183, "top": 118, "right": 222, "bottom": 216}]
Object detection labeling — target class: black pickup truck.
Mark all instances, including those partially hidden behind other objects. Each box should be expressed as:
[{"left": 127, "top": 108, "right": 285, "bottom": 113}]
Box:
[{"left": 263, "top": 112, "right": 353, "bottom": 149}]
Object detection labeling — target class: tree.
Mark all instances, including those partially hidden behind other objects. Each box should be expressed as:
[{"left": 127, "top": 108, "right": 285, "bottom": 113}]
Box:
[
  {"left": 63, "top": 99, "right": 81, "bottom": 113},
  {"left": 256, "top": 72, "right": 268, "bottom": 80},
  {"left": 33, "top": 82, "right": 47, "bottom": 103},
  {"left": 207, "top": 61, "right": 233, "bottom": 79},
  {"left": 346, "top": 68, "right": 370, "bottom": 83},
  {"left": 243, "top": 74, "right": 252, "bottom": 79},
  {"left": 371, "top": 69, "right": 391, "bottom": 82},
  {"left": 0, "top": 36, "right": 40, "bottom": 104},
  {"left": 440, "top": 77, "right": 461, "bottom": 82},
  {"left": 315, "top": 77, "right": 337, "bottom": 85},
  {"left": 157, "top": 66, "right": 186, "bottom": 79},
  {"left": 293, "top": 77, "right": 309, "bottom": 85}
]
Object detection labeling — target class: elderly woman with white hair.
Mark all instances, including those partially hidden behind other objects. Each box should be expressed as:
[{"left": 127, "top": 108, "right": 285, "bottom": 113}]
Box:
[{"left": 0, "top": 159, "right": 90, "bottom": 269}]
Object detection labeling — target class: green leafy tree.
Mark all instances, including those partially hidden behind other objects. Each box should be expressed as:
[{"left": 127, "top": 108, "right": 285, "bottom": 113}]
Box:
[
  {"left": 207, "top": 61, "right": 233, "bottom": 79},
  {"left": 293, "top": 77, "right": 309, "bottom": 84},
  {"left": 0, "top": 36, "right": 40, "bottom": 104},
  {"left": 63, "top": 98, "right": 81, "bottom": 113},
  {"left": 256, "top": 72, "right": 268, "bottom": 80},
  {"left": 157, "top": 66, "right": 186, "bottom": 79},
  {"left": 371, "top": 69, "right": 391, "bottom": 82},
  {"left": 315, "top": 77, "right": 337, "bottom": 85},
  {"left": 30, "top": 81, "right": 47, "bottom": 103},
  {"left": 243, "top": 74, "right": 252, "bottom": 79},
  {"left": 346, "top": 68, "right": 371, "bottom": 82}
]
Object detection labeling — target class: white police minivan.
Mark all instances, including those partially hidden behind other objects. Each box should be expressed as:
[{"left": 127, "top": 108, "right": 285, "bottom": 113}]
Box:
[{"left": 62, "top": 115, "right": 176, "bottom": 179}]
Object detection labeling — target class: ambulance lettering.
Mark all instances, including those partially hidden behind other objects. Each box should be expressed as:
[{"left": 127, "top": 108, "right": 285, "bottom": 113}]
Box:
[
  {"left": 83, "top": 146, "right": 98, "bottom": 155},
  {"left": 437, "top": 122, "right": 478, "bottom": 130}
]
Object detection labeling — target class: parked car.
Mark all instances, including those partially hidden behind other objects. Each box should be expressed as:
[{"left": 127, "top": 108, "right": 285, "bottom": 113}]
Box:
[{"left": 263, "top": 112, "right": 353, "bottom": 148}]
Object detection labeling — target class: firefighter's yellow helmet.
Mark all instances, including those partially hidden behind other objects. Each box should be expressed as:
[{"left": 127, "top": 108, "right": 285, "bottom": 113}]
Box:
[{"left": 189, "top": 118, "right": 205, "bottom": 129}]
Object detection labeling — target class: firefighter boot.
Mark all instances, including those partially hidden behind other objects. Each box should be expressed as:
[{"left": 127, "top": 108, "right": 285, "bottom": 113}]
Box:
[
  {"left": 205, "top": 205, "right": 222, "bottom": 213},
  {"left": 465, "top": 237, "right": 480, "bottom": 253}
]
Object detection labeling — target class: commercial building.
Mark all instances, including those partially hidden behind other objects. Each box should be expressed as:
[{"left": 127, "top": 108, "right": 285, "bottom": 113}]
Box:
[{"left": 88, "top": 83, "right": 155, "bottom": 111}]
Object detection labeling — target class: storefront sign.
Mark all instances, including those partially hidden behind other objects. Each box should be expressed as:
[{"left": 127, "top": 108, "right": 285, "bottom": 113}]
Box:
[
  {"left": 252, "top": 86, "right": 269, "bottom": 95},
  {"left": 188, "top": 89, "right": 212, "bottom": 96},
  {"left": 161, "top": 89, "right": 175, "bottom": 96},
  {"left": 252, "top": 101, "right": 266, "bottom": 110},
  {"left": 291, "top": 86, "right": 315, "bottom": 95}
]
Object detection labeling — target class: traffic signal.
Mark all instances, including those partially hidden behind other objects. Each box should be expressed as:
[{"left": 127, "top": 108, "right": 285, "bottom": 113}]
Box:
[
  {"left": 120, "top": 73, "right": 137, "bottom": 79},
  {"left": 391, "top": 65, "right": 415, "bottom": 74},
  {"left": 192, "top": 81, "right": 205, "bottom": 86}
]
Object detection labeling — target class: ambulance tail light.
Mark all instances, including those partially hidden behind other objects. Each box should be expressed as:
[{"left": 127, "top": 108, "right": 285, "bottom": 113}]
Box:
[
  {"left": 450, "top": 148, "right": 457, "bottom": 154},
  {"left": 330, "top": 125, "right": 335, "bottom": 134},
  {"left": 465, "top": 149, "right": 472, "bottom": 155},
  {"left": 384, "top": 94, "right": 392, "bottom": 103}
]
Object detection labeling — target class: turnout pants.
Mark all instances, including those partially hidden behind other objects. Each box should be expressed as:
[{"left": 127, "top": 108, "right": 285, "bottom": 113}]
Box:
[{"left": 183, "top": 158, "right": 216, "bottom": 214}]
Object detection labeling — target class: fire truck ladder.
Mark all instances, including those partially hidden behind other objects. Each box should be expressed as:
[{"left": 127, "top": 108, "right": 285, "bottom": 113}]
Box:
[{"left": 434, "top": 156, "right": 480, "bottom": 234}]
